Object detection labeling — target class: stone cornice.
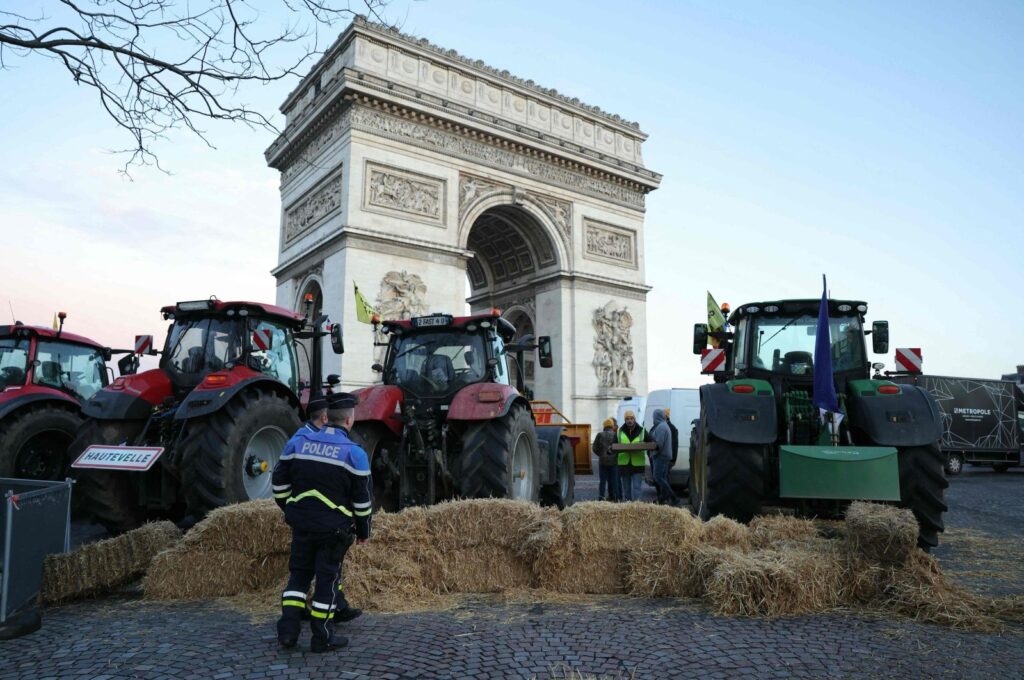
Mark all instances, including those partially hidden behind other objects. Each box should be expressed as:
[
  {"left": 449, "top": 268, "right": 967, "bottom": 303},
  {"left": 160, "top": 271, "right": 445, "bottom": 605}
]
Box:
[
  {"left": 281, "top": 17, "right": 644, "bottom": 135},
  {"left": 466, "top": 270, "right": 651, "bottom": 306}
]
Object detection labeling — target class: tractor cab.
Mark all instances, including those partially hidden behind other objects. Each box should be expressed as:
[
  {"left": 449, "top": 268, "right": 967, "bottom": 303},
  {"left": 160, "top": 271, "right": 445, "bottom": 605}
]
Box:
[
  {"left": 157, "top": 299, "right": 305, "bottom": 393},
  {"left": 0, "top": 323, "right": 108, "bottom": 402}
]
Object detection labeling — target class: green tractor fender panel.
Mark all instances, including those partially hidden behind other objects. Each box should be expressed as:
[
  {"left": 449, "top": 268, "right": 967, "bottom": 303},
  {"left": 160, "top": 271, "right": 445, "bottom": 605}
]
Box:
[
  {"left": 846, "top": 381, "right": 943, "bottom": 447},
  {"left": 700, "top": 381, "right": 777, "bottom": 445}
]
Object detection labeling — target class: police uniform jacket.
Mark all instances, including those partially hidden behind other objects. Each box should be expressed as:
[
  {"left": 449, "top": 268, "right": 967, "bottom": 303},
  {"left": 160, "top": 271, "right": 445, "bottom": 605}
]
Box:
[{"left": 271, "top": 424, "right": 372, "bottom": 538}]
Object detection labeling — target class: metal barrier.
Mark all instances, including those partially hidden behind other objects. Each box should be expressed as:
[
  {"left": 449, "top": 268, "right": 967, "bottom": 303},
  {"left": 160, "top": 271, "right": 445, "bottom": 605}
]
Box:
[{"left": 0, "top": 478, "right": 72, "bottom": 625}]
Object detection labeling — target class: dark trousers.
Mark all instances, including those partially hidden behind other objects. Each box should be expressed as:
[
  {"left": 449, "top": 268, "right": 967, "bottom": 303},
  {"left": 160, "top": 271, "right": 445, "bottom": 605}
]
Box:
[
  {"left": 652, "top": 457, "right": 677, "bottom": 504},
  {"left": 277, "top": 529, "right": 353, "bottom": 643},
  {"left": 598, "top": 464, "right": 620, "bottom": 501}
]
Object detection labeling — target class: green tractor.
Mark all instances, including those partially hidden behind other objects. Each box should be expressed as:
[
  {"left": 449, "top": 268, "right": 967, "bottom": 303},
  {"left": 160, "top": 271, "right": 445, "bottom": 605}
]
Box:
[{"left": 689, "top": 299, "right": 948, "bottom": 549}]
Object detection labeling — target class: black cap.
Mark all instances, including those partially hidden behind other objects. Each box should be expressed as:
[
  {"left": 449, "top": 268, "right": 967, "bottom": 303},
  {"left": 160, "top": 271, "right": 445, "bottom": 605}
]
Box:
[
  {"left": 327, "top": 391, "right": 357, "bottom": 409},
  {"left": 308, "top": 394, "right": 328, "bottom": 413}
]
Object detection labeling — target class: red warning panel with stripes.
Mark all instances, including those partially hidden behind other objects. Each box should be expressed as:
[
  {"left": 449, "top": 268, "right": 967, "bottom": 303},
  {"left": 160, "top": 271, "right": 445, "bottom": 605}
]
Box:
[
  {"left": 700, "top": 348, "right": 726, "bottom": 374},
  {"left": 134, "top": 335, "right": 153, "bottom": 355},
  {"left": 252, "top": 328, "right": 273, "bottom": 351},
  {"left": 895, "top": 347, "right": 923, "bottom": 373}
]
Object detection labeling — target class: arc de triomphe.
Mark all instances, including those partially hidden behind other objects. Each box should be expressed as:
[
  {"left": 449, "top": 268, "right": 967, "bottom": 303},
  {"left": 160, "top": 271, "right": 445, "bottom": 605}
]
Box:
[{"left": 266, "top": 18, "right": 661, "bottom": 427}]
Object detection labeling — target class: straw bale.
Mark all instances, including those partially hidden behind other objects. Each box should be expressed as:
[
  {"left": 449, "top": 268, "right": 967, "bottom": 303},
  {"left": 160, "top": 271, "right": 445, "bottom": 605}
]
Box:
[
  {"left": 40, "top": 521, "right": 181, "bottom": 604},
  {"left": 426, "top": 499, "right": 561, "bottom": 560},
  {"left": 749, "top": 515, "right": 819, "bottom": 549},
  {"left": 145, "top": 548, "right": 255, "bottom": 600},
  {"left": 181, "top": 500, "right": 290, "bottom": 556},
  {"left": 558, "top": 502, "right": 702, "bottom": 552},
  {"left": 343, "top": 541, "right": 449, "bottom": 612},
  {"left": 844, "top": 502, "right": 918, "bottom": 566},
  {"left": 536, "top": 544, "right": 626, "bottom": 594},
  {"left": 625, "top": 547, "right": 705, "bottom": 598},
  {"left": 252, "top": 553, "right": 291, "bottom": 590},
  {"left": 701, "top": 516, "right": 752, "bottom": 550},
  {"left": 371, "top": 507, "right": 431, "bottom": 546},
  {"left": 705, "top": 547, "right": 846, "bottom": 618},
  {"left": 438, "top": 546, "right": 534, "bottom": 592},
  {"left": 841, "top": 556, "right": 888, "bottom": 604}
]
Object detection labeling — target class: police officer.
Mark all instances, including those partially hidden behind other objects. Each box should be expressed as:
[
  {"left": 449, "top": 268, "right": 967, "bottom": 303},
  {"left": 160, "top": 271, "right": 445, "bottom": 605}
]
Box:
[{"left": 272, "top": 392, "right": 372, "bottom": 653}]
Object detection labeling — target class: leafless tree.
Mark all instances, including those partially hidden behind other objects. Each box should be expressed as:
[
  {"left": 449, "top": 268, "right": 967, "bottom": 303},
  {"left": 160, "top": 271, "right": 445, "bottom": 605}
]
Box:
[{"left": 0, "top": 1, "right": 388, "bottom": 171}]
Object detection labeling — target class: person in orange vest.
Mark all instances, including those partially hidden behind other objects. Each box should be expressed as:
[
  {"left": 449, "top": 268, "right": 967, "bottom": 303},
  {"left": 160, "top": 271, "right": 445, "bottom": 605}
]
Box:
[{"left": 617, "top": 410, "right": 652, "bottom": 501}]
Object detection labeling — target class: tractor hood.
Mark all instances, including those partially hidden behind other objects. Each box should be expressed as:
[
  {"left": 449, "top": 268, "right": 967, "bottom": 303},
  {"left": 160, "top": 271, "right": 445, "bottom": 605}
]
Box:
[{"left": 83, "top": 368, "right": 173, "bottom": 421}]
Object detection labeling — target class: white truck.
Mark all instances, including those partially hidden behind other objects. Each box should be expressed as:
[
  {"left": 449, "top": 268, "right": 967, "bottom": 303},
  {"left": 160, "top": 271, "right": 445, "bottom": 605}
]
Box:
[{"left": 642, "top": 388, "right": 700, "bottom": 492}]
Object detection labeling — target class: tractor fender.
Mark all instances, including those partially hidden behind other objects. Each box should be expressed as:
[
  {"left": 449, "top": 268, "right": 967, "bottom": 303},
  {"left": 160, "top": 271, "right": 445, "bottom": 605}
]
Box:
[
  {"left": 700, "top": 382, "right": 778, "bottom": 445},
  {"left": 847, "top": 383, "right": 942, "bottom": 447},
  {"left": 82, "top": 369, "right": 173, "bottom": 421},
  {"left": 0, "top": 388, "right": 78, "bottom": 421},
  {"left": 447, "top": 384, "right": 525, "bottom": 421},
  {"left": 535, "top": 425, "right": 566, "bottom": 486},
  {"left": 175, "top": 371, "right": 298, "bottom": 420},
  {"left": 353, "top": 385, "right": 404, "bottom": 438}
]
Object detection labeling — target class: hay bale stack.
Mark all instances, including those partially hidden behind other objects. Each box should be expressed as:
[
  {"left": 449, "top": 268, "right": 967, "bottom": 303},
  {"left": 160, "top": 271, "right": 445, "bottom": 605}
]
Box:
[
  {"left": 701, "top": 515, "right": 753, "bottom": 549},
  {"left": 844, "top": 502, "right": 918, "bottom": 566},
  {"left": 705, "top": 547, "right": 846, "bottom": 618},
  {"left": 537, "top": 502, "right": 702, "bottom": 593},
  {"left": 145, "top": 547, "right": 256, "bottom": 599},
  {"left": 40, "top": 521, "right": 181, "bottom": 604},
  {"left": 343, "top": 540, "right": 450, "bottom": 612},
  {"left": 749, "top": 515, "right": 819, "bottom": 549},
  {"left": 181, "top": 499, "right": 290, "bottom": 556}
]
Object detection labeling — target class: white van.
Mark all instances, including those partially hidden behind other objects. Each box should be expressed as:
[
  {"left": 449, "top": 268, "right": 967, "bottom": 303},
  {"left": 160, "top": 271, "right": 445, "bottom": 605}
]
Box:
[
  {"left": 643, "top": 388, "right": 700, "bottom": 491},
  {"left": 615, "top": 395, "right": 646, "bottom": 428}
]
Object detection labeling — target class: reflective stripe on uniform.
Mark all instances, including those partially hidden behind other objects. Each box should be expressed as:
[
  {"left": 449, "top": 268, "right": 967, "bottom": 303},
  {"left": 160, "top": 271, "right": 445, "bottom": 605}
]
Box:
[
  {"left": 352, "top": 500, "right": 372, "bottom": 509},
  {"left": 273, "top": 491, "right": 291, "bottom": 499},
  {"left": 617, "top": 428, "right": 647, "bottom": 467},
  {"left": 286, "top": 489, "right": 354, "bottom": 516},
  {"left": 273, "top": 484, "right": 291, "bottom": 492},
  {"left": 283, "top": 590, "right": 306, "bottom": 599},
  {"left": 310, "top": 609, "right": 330, "bottom": 619},
  {"left": 281, "top": 452, "right": 370, "bottom": 476},
  {"left": 311, "top": 600, "right": 333, "bottom": 611},
  {"left": 354, "top": 508, "right": 371, "bottom": 517},
  {"left": 282, "top": 599, "right": 306, "bottom": 608}
]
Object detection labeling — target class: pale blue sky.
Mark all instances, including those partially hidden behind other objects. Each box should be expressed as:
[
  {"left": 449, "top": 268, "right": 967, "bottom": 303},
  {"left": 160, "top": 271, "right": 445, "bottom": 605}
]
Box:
[{"left": 1, "top": 1, "right": 1021, "bottom": 388}]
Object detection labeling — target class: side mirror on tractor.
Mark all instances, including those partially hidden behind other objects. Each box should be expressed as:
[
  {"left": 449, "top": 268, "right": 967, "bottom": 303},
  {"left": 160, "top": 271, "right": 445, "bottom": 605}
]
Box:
[
  {"left": 872, "top": 320, "right": 889, "bottom": 354},
  {"left": 693, "top": 324, "right": 709, "bottom": 355},
  {"left": 330, "top": 323, "right": 345, "bottom": 355},
  {"left": 537, "top": 336, "right": 553, "bottom": 368},
  {"left": 118, "top": 353, "right": 139, "bottom": 376}
]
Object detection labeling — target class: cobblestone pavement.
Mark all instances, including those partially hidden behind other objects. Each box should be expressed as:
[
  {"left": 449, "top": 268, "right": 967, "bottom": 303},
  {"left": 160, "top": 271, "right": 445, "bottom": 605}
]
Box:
[{"left": 5, "top": 466, "right": 1021, "bottom": 680}]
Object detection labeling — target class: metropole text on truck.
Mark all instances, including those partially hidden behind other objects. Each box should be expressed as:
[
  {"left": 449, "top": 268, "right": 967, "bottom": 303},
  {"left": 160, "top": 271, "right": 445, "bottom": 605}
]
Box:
[{"left": 891, "top": 374, "right": 1023, "bottom": 474}]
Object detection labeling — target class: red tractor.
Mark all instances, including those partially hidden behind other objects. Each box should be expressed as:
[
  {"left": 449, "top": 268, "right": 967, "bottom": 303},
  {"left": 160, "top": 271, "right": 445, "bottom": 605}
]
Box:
[
  {"left": 352, "top": 310, "right": 575, "bottom": 510},
  {"left": 0, "top": 314, "right": 111, "bottom": 480},
  {"left": 70, "top": 297, "right": 343, "bottom": 532}
]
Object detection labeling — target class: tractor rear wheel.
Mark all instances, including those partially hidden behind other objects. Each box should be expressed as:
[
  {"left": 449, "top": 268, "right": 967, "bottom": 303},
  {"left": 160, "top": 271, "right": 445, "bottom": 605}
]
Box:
[
  {"left": 349, "top": 423, "right": 400, "bottom": 512},
  {"left": 70, "top": 419, "right": 147, "bottom": 534},
  {"left": 689, "top": 412, "right": 765, "bottom": 522},
  {"left": 897, "top": 444, "right": 948, "bottom": 550},
  {"left": 459, "top": 405, "right": 540, "bottom": 502},
  {"left": 179, "top": 388, "right": 300, "bottom": 520},
  {"left": 0, "top": 406, "right": 81, "bottom": 480}
]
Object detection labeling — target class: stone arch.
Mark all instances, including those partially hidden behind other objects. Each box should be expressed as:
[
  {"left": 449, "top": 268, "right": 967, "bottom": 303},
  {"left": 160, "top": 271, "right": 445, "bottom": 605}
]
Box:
[
  {"left": 294, "top": 276, "right": 323, "bottom": 384},
  {"left": 458, "top": 191, "right": 571, "bottom": 273}
]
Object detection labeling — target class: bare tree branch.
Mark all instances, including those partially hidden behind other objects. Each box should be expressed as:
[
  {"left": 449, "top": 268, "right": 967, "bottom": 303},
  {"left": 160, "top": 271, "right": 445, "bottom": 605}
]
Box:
[{"left": 0, "top": 0, "right": 390, "bottom": 173}]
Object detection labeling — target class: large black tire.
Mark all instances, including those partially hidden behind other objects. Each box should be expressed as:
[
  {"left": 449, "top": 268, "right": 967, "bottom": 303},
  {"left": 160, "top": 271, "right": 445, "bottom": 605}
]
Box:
[
  {"left": 689, "top": 410, "right": 765, "bottom": 522},
  {"left": 70, "top": 419, "right": 147, "bottom": 533},
  {"left": 179, "top": 388, "right": 300, "bottom": 520},
  {"left": 349, "top": 423, "right": 399, "bottom": 512},
  {"left": 897, "top": 444, "right": 949, "bottom": 550},
  {"left": 459, "top": 405, "right": 540, "bottom": 502},
  {"left": 541, "top": 437, "right": 575, "bottom": 509},
  {"left": 0, "top": 405, "right": 81, "bottom": 480}
]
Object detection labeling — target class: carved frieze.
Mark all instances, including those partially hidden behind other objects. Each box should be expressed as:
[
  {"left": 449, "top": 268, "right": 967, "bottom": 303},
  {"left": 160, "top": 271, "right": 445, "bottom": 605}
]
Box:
[
  {"left": 583, "top": 219, "right": 637, "bottom": 268},
  {"left": 592, "top": 301, "right": 634, "bottom": 390},
  {"left": 352, "top": 107, "right": 645, "bottom": 209},
  {"left": 530, "top": 193, "right": 572, "bottom": 244},
  {"left": 458, "top": 174, "right": 508, "bottom": 216},
  {"left": 280, "top": 109, "right": 351, "bottom": 186},
  {"left": 363, "top": 162, "right": 446, "bottom": 226},
  {"left": 283, "top": 169, "right": 343, "bottom": 244}
]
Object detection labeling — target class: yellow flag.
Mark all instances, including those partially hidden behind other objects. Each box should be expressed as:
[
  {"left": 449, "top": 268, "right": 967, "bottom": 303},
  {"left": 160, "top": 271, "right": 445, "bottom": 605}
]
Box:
[
  {"left": 353, "top": 283, "right": 378, "bottom": 324},
  {"left": 707, "top": 291, "right": 727, "bottom": 348},
  {"left": 52, "top": 313, "right": 59, "bottom": 331}
]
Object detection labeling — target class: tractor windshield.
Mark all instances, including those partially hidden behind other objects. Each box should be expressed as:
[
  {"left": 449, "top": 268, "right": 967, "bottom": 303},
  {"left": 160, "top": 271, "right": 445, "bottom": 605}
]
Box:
[
  {"left": 162, "top": 316, "right": 243, "bottom": 383},
  {"left": 748, "top": 314, "right": 865, "bottom": 376},
  {"left": 33, "top": 340, "right": 108, "bottom": 400},
  {"left": 0, "top": 337, "right": 30, "bottom": 388},
  {"left": 386, "top": 330, "right": 488, "bottom": 397}
]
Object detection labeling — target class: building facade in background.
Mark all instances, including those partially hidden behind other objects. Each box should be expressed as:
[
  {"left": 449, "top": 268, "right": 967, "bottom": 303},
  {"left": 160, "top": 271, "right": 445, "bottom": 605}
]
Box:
[{"left": 266, "top": 18, "right": 661, "bottom": 426}]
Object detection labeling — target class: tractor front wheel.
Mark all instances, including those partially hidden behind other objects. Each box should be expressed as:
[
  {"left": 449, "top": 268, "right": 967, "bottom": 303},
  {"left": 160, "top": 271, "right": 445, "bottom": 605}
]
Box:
[
  {"left": 460, "top": 405, "right": 540, "bottom": 502},
  {"left": 0, "top": 406, "right": 81, "bottom": 480},
  {"left": 180, "top": 388, "right": 300, "bottom": 520},
  {"left": 690, "top": 412, "right": 765, "bottom": 522},
  {"left": 897, "top": 444, "right": 949, "bottom": 550},
  {"left": 70, "top": 419, "right": 147, "bottom": 534},
  {"left": 350, "top": 423, "right": 400, "bottom": 512}
]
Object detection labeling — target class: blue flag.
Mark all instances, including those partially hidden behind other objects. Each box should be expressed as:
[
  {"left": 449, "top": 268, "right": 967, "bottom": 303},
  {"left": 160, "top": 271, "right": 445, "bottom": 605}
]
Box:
[{"left": 813, "top": 275, "right": 840, "bottom": 413}]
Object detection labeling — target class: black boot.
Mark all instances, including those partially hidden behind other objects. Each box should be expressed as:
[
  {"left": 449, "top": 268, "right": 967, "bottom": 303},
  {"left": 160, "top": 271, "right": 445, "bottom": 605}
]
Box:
[
  {"left": 333, "top": 607, "right": 362, "bottom": 623},
  {"left": 277, "top": 609, "right": 302, "bottom": 648},
  {"left": 310, "top": 632, "right": 349, "bottom": 653}
]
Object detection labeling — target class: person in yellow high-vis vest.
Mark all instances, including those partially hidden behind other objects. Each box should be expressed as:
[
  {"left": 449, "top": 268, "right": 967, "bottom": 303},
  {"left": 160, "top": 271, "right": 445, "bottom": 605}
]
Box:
[{"left": 617, "top": 410, "right": 653, "bottom": 501}]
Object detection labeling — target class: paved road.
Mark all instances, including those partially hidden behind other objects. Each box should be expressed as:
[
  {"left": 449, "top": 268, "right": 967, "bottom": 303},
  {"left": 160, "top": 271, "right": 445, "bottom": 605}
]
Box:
[{"left": 5, "top": 466, "right": 1022, "bottom": 680}]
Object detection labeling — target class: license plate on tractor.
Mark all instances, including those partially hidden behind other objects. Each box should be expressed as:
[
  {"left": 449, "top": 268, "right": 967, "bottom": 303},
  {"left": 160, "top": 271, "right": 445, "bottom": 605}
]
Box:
[{"left": 72, "top": 445, "right": 165, "bottom": 472}]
